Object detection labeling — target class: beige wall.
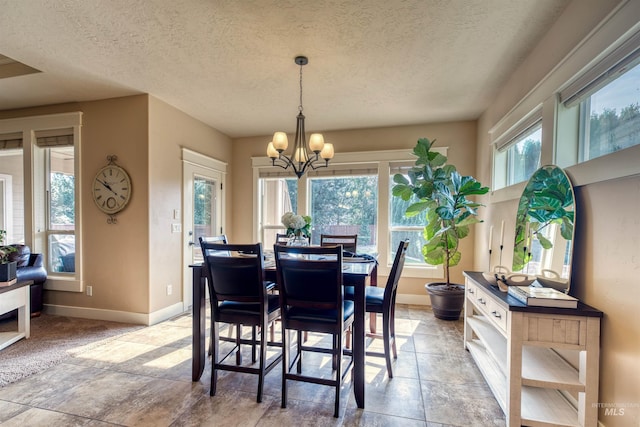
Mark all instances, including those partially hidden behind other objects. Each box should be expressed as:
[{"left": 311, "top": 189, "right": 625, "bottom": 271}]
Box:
[
  {"left": 231, "top": 121, "right": 480, "bottom": 299},
  {"left": 148, "top": 96, "right": 232, "bottom": 312},
  {"left": 1, "top": 95, "right": 233, "bottom": 319},
  {"left": 476, "top": 0, "right": 639, "bottom": 424}
]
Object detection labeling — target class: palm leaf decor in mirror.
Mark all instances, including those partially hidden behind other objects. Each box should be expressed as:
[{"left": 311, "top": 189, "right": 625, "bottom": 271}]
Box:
[{"left": 512, "top": 165, "right": 575, "bottom": 292}]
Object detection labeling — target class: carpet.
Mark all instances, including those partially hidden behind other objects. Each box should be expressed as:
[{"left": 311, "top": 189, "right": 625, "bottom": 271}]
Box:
[{"left": 0, "top": 313, "right": 143, "bottom": 387}]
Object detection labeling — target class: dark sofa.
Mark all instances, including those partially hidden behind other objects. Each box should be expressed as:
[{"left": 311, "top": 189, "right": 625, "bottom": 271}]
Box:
[{"left": 4, "top": 244, "right": 47, "bottom": 317}]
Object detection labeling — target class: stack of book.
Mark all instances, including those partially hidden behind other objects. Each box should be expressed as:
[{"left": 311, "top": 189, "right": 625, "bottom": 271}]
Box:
[{"left": 508, "top": 284, "right": 578, "bottom": 308}]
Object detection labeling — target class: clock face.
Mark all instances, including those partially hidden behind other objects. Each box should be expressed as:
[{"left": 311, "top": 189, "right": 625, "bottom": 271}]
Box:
[{"left": 92, "top": 165, "right": 132, "bottom": 215}]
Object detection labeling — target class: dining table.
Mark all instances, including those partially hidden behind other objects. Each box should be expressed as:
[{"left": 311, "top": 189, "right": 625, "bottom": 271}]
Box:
[{"left": 190, "top": 256, "right": 377, "bottom": 409}]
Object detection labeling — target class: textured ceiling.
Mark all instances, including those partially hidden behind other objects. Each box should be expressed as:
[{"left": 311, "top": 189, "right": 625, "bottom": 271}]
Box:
[{"left": 0, "top": 0, "right": 570, "bottom": 138}]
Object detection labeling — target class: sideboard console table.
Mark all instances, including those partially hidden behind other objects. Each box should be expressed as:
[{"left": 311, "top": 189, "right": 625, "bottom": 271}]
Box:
[
  {"left": 463, "top": 271, "right": 603, "bottom": 427},
  {"left": 0, "top": 280, "right": 32, "bottom": 350}
]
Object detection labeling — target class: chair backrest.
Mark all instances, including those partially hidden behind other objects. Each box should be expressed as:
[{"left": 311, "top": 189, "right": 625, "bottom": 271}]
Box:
[
  {"left": 384, "top": 240, "right": 409, "bottom": 305},
  {"left": 275, "top": 233, "right": 289, "bottom": 244},
  {"left": 199, "top": 241, "right": 265, "bottom": 304},
  {"left": 274, "top": 244, "right": 343, "bottom": 311},
  {"left": 320, "top": 234, "right": 357, "bottom": 253},
  {"left": 199, "top": 235, "right": 229, "bottom": 256}
]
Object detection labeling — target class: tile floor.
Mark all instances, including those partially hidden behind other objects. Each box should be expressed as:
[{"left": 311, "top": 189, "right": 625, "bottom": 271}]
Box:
[{"left": 0, "top": 305, "right": 505, "bottom": 426}]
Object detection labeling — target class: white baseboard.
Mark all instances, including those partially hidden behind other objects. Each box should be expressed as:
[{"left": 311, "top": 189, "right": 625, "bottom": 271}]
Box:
[
  {"left": 396, "top": 293, "right": 430, "bottom": 306},
  {"left": 43, "top": 302, "right": 186, "bottom": 326}
]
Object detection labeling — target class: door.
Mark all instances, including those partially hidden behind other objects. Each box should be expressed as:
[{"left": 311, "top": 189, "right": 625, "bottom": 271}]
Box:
[{"left": 182, "top": 150, "right": 226, "bottom": 311}]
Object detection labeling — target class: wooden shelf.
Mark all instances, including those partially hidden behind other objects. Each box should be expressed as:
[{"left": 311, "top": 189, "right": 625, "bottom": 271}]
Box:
[
  {"left": 467, "top": 315, "right": 507, "bottom": 374},
  {"left": 521, "top": 386, "right": 580, "bottom": 426},
  {"left": 522, "top": 346, "right": 584, "bottom": 392},
  {"left": 0, "top": 331, "right": 27, "bottom": 351},
  {"left": 466, "top": 339, "right": 507, "bottom": 411}
]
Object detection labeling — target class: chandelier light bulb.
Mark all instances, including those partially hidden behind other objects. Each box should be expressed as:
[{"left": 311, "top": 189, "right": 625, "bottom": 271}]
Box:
[
  {"left": 320, "top": 143, "right": 334, "bottom": 160},
  {"left": 267, "top": 142, "right": 279, "bottom": 159},
  {"left": 272, "top": 132, "right": 288, "bottom": 151},
  {"left": 309, "top": 133, "right": 325, "bottom": 152}
]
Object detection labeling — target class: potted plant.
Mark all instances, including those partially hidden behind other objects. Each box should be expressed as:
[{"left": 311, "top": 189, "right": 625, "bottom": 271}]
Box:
[
  {"left": 0, "top": 230, "right": 17, "bottom": 283},
  {"left": 392, "top": 138, "right": 489, "bottom": 320},
  {"left": 281, "top": 212, "right": 312, "bottom": 246}
]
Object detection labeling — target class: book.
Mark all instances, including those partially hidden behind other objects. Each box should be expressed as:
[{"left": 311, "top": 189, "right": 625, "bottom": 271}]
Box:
[
  {"left": 508, "top": 285, "right": 578, "bottom": 308},
  {"left": 0, "top": 277, "right": 17, "bottom": 287}
]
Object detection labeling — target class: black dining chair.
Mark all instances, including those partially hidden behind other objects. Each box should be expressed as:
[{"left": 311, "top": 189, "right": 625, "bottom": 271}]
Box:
[
  {"left": 199, "top": 241, "right": 282, "bottom": 402},
  {"left": 320, "top": 234, "right": 358, "bottom": 253},
  {"left": 364, "top": 239, "right": 409, "bottom": 378},
  {"left": 274, "top": 244, "right": 354, "bottom": 418},
  {"left": 275, "top": 233, "right": 289, "bottom": 244}
]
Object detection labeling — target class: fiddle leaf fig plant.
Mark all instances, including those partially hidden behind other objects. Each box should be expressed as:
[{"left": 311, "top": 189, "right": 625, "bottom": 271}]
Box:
[
  {"left": 393, "top": 138, "right": 489, "bottom": 287},
  {"left": 0, "top": 229, "right": 16, "bottom": 264}
]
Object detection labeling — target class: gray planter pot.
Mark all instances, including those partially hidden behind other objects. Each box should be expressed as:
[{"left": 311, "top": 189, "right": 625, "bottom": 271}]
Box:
[
  {"left": 0, "top": 261, "right": 17, "bottom": 282},
  {"left": 425, "top": 282, "right": 465, "bottom": 320}
]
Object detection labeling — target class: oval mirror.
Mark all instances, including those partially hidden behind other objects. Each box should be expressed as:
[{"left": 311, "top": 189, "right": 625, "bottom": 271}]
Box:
[{"left": 512, "top": 165, "right": 575, "bottom": 292}]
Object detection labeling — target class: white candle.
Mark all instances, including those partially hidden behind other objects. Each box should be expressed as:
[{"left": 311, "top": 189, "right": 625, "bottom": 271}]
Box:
[
  {"left": 524, "top": 222, "right": 530, "bottom": 247},
  {"left": 488, "top": 226, "right": 493, "bottom": 251},
  {"left": 499, "top": 221, "right": 505, "bottom": 246}
]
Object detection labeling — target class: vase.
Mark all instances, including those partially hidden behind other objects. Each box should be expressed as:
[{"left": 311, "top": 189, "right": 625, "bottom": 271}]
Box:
[{"left": 287, "top": 235, "right": 309, "bottom": 247}]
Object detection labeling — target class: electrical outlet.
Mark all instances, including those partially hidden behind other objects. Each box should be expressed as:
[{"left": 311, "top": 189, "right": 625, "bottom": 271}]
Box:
[
  {"left": 86, "top": 285, "right": 93, "bottom": 297},
  {"left": 167, "top": 284, "right": 173, "bottom": 296},
  {"left": 171, "top": 223, "right": 181, "bottom": 233}
]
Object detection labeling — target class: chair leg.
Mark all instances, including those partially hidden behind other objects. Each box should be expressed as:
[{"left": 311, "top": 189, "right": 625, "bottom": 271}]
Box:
[
  {"left": 257, "top": 322, "right": 267, "bottom": 403},
  {"left": 281, "top": 323, "right": 288, "bottom": 409},
  {"left": 345, "top": 327, "right": 351, "bottom": 350},
  {"left": 211, "top": 322, "right": 220, "bottom": 396},
  {"left": 390, "top": 305, "right": 398, "bottom": 359},
  {"left": 382, "top": 312, "right": 394, "bottom": 378},
  {"left": 369, "top": 312, "right": 377, "bottom": 334},
  {"left": 235, "top": 324, "right": 242, "bottom": 365},
  {"left": 296, "top": 330, "right": 303, "bottom": 373},
  {"left": 252, "top": 326, "right": 257, "bottom": 364},
  {"left": 333, "top": 329, "right": 343, "bottom": 418}
]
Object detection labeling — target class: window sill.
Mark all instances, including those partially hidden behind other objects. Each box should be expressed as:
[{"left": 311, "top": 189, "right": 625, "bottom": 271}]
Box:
[{"left": 44, "top": 276, "right": 83, "bottom": 292}]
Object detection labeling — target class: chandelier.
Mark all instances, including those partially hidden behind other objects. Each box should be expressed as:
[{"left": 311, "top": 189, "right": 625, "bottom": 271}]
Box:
[{"left": 266, "top": 56, "right": 334, "bottom": 178}]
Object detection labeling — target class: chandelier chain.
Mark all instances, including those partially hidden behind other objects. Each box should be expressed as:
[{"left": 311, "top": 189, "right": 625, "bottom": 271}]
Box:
[{"left": 298, "top": 63, "right": 304, "bottom": 114}]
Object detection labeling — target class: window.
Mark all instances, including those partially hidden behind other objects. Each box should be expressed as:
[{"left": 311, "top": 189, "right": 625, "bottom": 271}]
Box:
[
  {"left": 47, "top": 146, "right": 75, "bottom": 273},
  {"left": 308, "top": 174, "right": 377, "bottom": 252},
  {"left": 0, "top": 112, "right": 82, "bottom": 292},
  {"left": 557, "top": 29, "right": 640, "bottom": 170},
  {"left": 258, "top": 177, "right": 297, "bottom": 248},
  {"left": 491, "top": 108, "right": 543, "bottom": 191},
  {"left": 578, "top": 62, "right": 640, "bottom": 162},
  {"left": 506, "top": 125, "right": 542, "bottom": 186},
  {"left": 389, "top": 167, "right": 428, "bottom": 266},
  {"left": 253, "top": 149, "right": 446, "bottom": 278}
]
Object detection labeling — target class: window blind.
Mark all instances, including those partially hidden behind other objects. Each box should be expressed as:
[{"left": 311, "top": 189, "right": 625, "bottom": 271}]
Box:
[
  {"left": 35, "top": 128, "right": 74, "bottom": 147},
  {"left": 492, "top": 110, "right": 542, "bottom": 152},
  {"left": 0, "top": 132, "right": 22, "bottom": 150},
  {"left": 0, "top": 129, "right": 74, "bottom": 150},
  {"left": 559, "top": 29, "right": 640, "bottom": 108}
]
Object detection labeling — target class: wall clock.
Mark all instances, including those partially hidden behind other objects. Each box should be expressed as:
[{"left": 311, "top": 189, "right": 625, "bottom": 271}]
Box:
[{"left": 92, "top": 155, "right": 132, "bottom": 223}]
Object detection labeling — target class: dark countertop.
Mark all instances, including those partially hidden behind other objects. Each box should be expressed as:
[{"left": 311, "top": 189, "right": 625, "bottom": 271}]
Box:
[{"left": 464, "top": 271, "right": 603, "bottom": 318}]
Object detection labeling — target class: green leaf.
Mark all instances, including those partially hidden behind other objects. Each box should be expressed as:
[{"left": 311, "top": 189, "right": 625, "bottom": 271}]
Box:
[
  {"left": 392, "top": 174, "right": 409, "bottom": 185},
  {"left": 537, "top": 233, "right": 553, "bottom": 249}
]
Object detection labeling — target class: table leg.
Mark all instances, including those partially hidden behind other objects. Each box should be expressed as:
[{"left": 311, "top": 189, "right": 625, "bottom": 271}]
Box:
[
  {"left": 191, "top": 265, "right": 206, "bottom": 381},
  {"left": 352, "top": 276, "right": 366, "bottom": 408}
]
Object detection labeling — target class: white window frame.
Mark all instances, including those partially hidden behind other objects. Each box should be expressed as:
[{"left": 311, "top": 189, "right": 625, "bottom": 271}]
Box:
[
  {"left": 0, "top": 112, "right": 83, "bottom": 292},
  {"left": 252, "top": 149, "right": 446, "bottom": 279},
  {"left": 491, "top": 106, "right": 543, "bottom": 192}
]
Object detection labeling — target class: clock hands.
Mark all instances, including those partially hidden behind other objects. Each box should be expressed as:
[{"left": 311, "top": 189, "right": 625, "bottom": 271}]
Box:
[{"left": 98, "top": 179, "right": 118, "bottom": 196}]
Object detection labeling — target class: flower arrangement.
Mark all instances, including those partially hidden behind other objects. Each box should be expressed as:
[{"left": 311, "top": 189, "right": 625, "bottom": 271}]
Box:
[
  {"left": 0, "top": 230, "right": 16, "bottom": 264},
  {"left": 281, "top": 212, "right": 312, "bottom": 237}
]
